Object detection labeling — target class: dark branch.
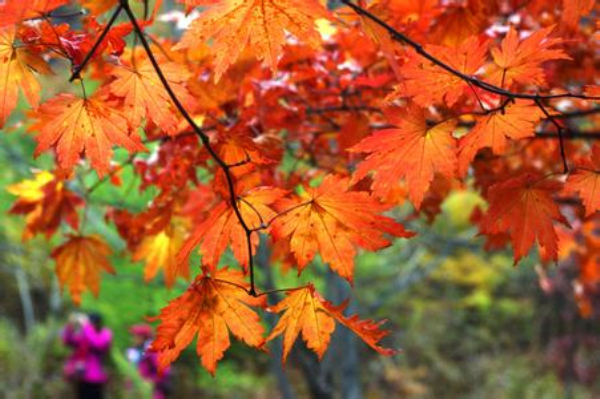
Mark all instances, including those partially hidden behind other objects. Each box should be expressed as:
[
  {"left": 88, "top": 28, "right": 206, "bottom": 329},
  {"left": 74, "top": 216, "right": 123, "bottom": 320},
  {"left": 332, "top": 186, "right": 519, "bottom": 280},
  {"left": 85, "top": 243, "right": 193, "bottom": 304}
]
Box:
[
  {"left": 339, "top": 0, "right": 599, "bottom": 102},
  {"left": 69, "top": 5, "right": 123, "bottom": 82},
  {"left": 120, "top": 0, "right": 259, "bottom": 295}
]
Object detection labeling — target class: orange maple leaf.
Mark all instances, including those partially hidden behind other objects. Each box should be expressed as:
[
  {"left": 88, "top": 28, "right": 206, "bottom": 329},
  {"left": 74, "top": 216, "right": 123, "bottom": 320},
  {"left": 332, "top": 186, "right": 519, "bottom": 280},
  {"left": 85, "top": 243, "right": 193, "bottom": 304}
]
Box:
[
  {"left": 0, "top": 0, "right": 68, "bottom": 27},
  {"left": 32, "top": 93, "right": 146, "bottom": 176},
  {"left": 7, "top": 171, "right": 81, "bottom": 240},
  {"left": 52, "top": 234, "right": 115, "bottom": 306},
  {"left": 457, "top": 100, "right": 544, "bottom": 176},
  {"left": 267, "top": 284, "right": 396, "bottom": 364},
  {"left": 0, "top": 28, "right": 51, "bottom": 128},
  {"left": 108, "top": 60, "right": 194, "bottom": 136},
  {"left": 178, "top": 187, "right": 287, "bottom": 272},
  {"left": 149, "top": 268, "right": 266, "bottom": 375},
  {"left": 487, "top": 26, "right": 570, "bottom": 88},
  {"left": 174, "top": 0, "right": 330, "bottom": 81},
  {"left": 396, "top": 36, "right": 488, "bottom": 107},
  {"left": 564, "top": 144, "right": 599, "bottom": 217},
  {"left": 351, "top": 105, "right": 457, "bottom": 209},
  {"left": 562, "top": 0, "right": 595, "bottom": 29},
  {"left": 132, "top": 219, "right": 189, "bottom": 287},
  {"left": 479, "top": 173, "right": 569, "bottom": 263},
  {"left": 270, "top": 175, "right": 414, "bottom": 282}
]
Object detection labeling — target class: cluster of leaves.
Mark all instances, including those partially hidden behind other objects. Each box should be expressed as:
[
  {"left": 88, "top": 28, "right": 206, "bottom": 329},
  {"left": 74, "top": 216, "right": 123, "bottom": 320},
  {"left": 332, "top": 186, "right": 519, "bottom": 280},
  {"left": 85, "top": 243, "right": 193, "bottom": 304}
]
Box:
[{"left": 2, "top": 0, "right": 598, "bottom": 374}]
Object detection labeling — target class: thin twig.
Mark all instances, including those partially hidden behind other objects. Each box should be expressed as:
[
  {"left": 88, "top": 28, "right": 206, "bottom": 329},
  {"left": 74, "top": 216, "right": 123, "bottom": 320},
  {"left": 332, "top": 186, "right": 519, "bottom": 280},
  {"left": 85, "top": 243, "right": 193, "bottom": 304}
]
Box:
[
  {"left": 339, "top": 0, "right": 600, "bottom": 102},
  {"left": 69, "top": 5, "right": 123, "bottom": 82},
  {"left": 120, "top": 0, "right": 260, "bottom": 295},
  {"left": 534, "top": 98, "right": 569, "bottom": 173}
]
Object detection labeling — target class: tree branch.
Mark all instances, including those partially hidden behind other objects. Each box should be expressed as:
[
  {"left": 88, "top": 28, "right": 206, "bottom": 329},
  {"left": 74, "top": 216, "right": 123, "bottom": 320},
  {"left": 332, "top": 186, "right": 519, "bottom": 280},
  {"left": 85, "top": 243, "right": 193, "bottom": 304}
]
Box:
[
  {"left": 69, "top": 5, "right": 123, "bottom": 81},
  {"left": 339, "top": 0, "right": 599, "bottom": 102},
  {"left": 120, "top": 0, "right": 260, "bottom": 295}
]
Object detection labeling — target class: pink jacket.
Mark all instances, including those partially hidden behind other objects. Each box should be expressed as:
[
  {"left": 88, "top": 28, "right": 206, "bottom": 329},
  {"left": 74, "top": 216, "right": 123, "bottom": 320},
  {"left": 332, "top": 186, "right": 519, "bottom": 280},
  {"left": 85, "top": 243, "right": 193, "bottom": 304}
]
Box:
[
  {"left": 139, "top": 349, "right": 171, "bottom": 399},
  {"left": 62, "top": 322, "right": 112, "bottom": 383}
]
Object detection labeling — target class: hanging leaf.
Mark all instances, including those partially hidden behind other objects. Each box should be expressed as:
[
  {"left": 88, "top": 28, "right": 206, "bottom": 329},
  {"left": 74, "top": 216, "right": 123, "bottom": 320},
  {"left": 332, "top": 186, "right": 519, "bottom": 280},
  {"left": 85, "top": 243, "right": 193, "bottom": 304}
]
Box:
[
  {"left": 52, "top": 234, "right": 115, "bottom": 306},
  {"left": 32, "top": 93, "right": 146, "bottom": 176},
  {"left": 271, "top": 175, "right": 414, "bottom": 282},
  {"left": 267, "top": 284, "right": 396, "bottom": 364},
  {"left": 149, "top": 268, "right": 266, "bottom": 375}
]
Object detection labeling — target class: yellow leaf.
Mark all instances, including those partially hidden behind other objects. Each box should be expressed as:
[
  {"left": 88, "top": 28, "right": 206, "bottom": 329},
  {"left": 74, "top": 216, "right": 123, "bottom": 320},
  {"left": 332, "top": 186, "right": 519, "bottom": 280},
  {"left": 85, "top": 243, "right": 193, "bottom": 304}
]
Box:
[
  {"left": 132, "top": 220, "right": 188, "bottom": 287},
  {"left": 0, "top": 27, "right": 50, "bottom": 128}
]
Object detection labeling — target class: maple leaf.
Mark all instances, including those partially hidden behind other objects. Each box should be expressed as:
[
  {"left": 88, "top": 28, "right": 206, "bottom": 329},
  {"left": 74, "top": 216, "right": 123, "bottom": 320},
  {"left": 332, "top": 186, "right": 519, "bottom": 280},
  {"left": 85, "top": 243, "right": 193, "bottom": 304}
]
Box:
[
  {"left": 457, "top": 100, "right": 544, "bottom": 176},
  {"left": 564, "top": 145, "right": 599, "bottom": 217},
  {"left": 270, "top": 175, "right": 413, "bottom": 282},
  {"left": 0, "top": 28, "right": 51, "bottom": 128},
  {"left": 52, "top": 234, "right": 115, "bottom": 306},
  {"left": 213, "top": 124, "right": 277, "bottom": 167},
  {"left": 178, "top": 187, "right": 287, "bottom": 272},
  {"left": 487, "top": 26, "right": 570, "bottom": 88},
  {"left": 562, "top": 0, "right": 595, "bottom": 29},
  {"left": 396, "top": 36, "right": 488, "bottom": 107},
  {"left": 108, "top": 60, "right": 193, "bottom": 136},
  {"left": 0, "top": 0, "right": 68, "bottom": 27},
  {"left": 351, "top": 105, "right": 457, "bottom": 209},
  {"left": 7, "top": 171, "right": 81, "bottom": 240},
  {"left": 479, "top": 173, "right": 569, "bottom": 264},
  {"left": 32, "top": 93, "right": 146, "bottom": 176},
  {"left": 149, "top": 268, "right": 266, "bottom": 375},
  {"left": 427, "top": 2, "right": 489, "bottom": 47},
  {"left": 132, "top": 219, "right": 189, "bottom": 287},
  {"left": 267, "top": 284, "right": 395, "bottom": 364},
  {"left": 174, "top": 0, "right": 330, "bottom": 81}
]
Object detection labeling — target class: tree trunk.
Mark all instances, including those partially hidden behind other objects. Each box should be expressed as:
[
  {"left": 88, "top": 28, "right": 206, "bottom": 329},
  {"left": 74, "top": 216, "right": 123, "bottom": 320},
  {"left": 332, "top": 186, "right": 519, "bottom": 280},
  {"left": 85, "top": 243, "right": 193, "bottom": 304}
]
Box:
[
  {"left": 257, "top": 238, "right": 297, "bottom": 399},
  {"left": 14, "top": 267, "right": 35, "bottom": 334}
]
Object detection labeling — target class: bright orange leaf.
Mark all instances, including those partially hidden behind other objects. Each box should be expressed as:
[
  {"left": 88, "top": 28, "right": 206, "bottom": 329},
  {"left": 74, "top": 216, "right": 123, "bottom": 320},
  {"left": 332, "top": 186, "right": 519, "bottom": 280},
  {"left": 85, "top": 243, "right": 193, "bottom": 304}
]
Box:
[
  {"left": 0, "top": 0, "right": 68, "bottom": 27},
  {"left": 488, "top": 26, "right": 570, "bottom": 88},
  {"left": 267, "top": 284, "right": 395, "bottom": 364},
  {"left": 108, "top": 60, "right": 193, "bottom": 136},
  {"left": 149, "top": 268, "right": 266, "bottom": 375},
  {"left": 174, "top": 0, "right": 330, "bottom": 81},
  {"left": 52, "top": 234, "right": 115, "bottom": 306},
  {"left": 271, "top": 175, "right": 414, "bottom": 282},
  {"left": 479, "top": 173, "right": 568, "bottom": 263},
  {"left": 396, "top": 36, "right": 488, "bottom": 107},
  {"left": 32, "top": 93, "right": 146, "bottom": 176},
  {"left": 351, "top": 105, "right": 457, "bottom": 209},
  {"left": 457, "top": 100, "right": 544, "bottom": 175}
]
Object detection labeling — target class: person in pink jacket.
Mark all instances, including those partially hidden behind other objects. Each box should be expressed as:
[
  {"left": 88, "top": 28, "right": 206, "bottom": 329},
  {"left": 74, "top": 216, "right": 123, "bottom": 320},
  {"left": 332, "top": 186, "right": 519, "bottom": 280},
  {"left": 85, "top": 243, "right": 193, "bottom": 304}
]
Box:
[
  {"left": 62, "top": 313, "right": 112, "bottom": 399},
  {"left": 127, "top": 324, "right": 172, "bottom": 399}
]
